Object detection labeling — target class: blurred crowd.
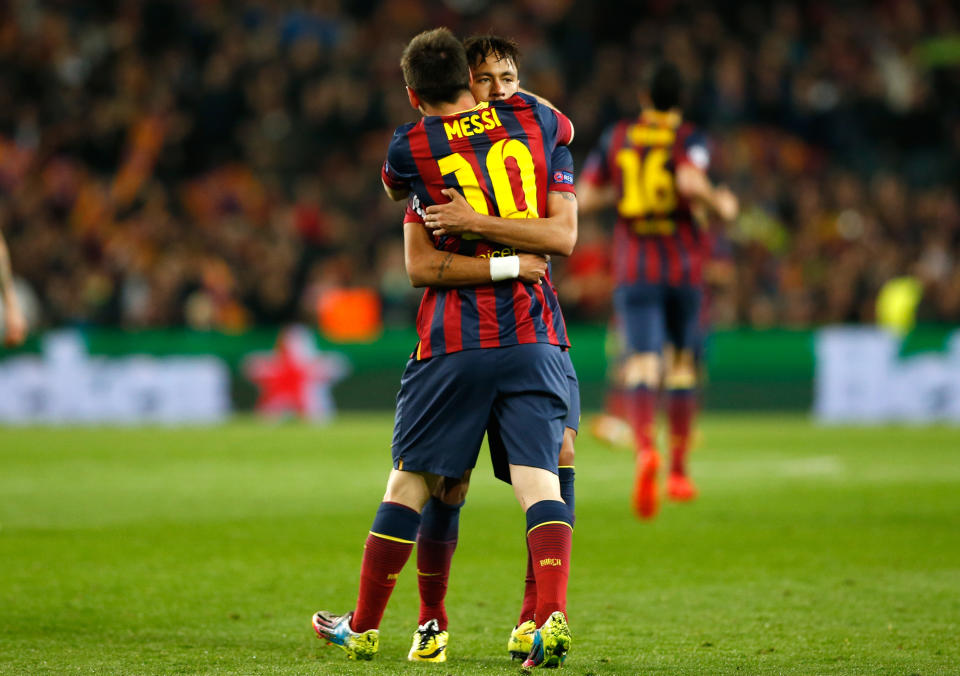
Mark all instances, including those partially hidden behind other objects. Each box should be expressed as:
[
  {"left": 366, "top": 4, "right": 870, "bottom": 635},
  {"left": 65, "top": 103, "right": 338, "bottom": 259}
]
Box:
[{"left": 0, "top": 0, "right": 958, "bottom": 333}]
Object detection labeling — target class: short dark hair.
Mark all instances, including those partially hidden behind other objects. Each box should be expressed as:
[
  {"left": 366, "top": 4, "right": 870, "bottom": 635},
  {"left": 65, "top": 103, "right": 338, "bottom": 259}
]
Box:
[
  {"left": 400, "top": 28, "right": 471, "bottom": 105},
  {"left": 649, "top": 62, "right": 683, "bottom": 111},
  {"left": 463, "top": 35, "right": 521, "bottom": 71}
]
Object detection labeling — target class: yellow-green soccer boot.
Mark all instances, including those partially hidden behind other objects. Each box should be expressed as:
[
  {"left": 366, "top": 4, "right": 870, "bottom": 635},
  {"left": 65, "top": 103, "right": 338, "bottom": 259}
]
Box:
[
  {"left": 408, "top": 619, "right": 448, "bottom": 662},
  {"left": 312, "top": 610, "right": 379, "bottom": 661},
  {"left": 521, "top": 611, "right": 571, "bottom": 670},
  {"left": 508, "top": 620, "right": 537, "bottom": 660}
]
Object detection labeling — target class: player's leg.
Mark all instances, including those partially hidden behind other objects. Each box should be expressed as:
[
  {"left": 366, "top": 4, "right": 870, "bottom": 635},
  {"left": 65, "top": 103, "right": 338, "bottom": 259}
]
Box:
[
  {"left": 314, "top": 351, "right": 492, "bottom": 661},
  {"left": 312, "top": 468, "right": 437, "bottom": 660},
  {"left": 495, "top": 343, "right": 573, "bottom": 668},
  {"left": 409, "top": 472, "right": 469, "bottom": 662},
  {"left": 664, "top": 285, "right": 703, "bottom": 501},
  {"left": 614, "top": 283, "right": 666, "bottom": 519},
  {"left": 592, "top": 318, "right": 633, "bottom": 447},
  {"left": 513, "top": 354, "right": 578, "bottom": 648}
]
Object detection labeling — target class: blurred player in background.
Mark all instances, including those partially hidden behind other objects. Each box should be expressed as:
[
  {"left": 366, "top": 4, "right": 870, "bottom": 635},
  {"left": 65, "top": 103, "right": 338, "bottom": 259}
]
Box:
[
  {"left": 406, "top": 34, "right": 580, "bottom": 664},
  {"left": 0, "top": 230, "right": 27, "bottom": 347},
  {"left": 579, "top": 62, "right": 738, "bottom": 520},
  {"left": 312, "top": 28, "right": 575, "bottom": 669}
]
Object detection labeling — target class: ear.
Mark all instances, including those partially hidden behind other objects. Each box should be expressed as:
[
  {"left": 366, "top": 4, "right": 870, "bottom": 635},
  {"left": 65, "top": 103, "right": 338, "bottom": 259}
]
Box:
[
  {"left": 468, "top": 69, "right": 474, "bottom": 86},
  {"left": 406, "top": 86, "right": 421, "bottom": 111}
]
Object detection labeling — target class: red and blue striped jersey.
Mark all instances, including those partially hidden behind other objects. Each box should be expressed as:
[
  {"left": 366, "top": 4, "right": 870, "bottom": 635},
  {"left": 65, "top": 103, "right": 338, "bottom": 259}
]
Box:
[
  {"left": 383, "top": 93, "right": 574, "bottom": 360},
  {"left": 582, "top": 110, "right": 710, "bottom": 288}
]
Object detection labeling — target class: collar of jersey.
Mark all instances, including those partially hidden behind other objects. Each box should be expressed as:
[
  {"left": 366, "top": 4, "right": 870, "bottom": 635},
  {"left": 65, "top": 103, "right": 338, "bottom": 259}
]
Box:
[
  {"left": 640, "top": 109, "right": 681, "bottom": 128},
  {"left": 441, "top": 101, "right": 489, "bottom": 118}
]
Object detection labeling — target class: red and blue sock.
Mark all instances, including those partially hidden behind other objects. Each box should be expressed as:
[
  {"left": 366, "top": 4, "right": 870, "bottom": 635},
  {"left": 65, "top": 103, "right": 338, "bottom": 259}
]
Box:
[
  {"left": 628, "top": 385, "right": 657, "bottom": 455},
  {"left": 525, "top": 499, "right": 573, "bottom": 626},
  {"left": 668, "top": 388, "right": 696, "bottom": 475},
  {"left": 352, "top": 501, "right": 420, "bottom": 632},
  {"left": 415, "top": 497, "right": 462, "bottom": 631},
  {"left": 518, "top": 470, "right": 576, "bottom": 625}
]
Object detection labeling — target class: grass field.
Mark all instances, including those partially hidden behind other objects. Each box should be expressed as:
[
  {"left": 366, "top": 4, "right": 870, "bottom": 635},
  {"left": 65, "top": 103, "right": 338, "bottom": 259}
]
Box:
[{"left": 1, "top": 414, "right": 958, "bottom": 675}]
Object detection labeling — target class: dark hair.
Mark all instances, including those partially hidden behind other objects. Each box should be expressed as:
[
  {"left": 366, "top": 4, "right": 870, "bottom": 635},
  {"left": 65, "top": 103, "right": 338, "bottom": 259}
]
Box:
[
  {"left": 463, "top": 34, "right": 522, "bottom": 71},
  {"left": 400, "top": 28, "right": 471, "bottom": 105},
  {"left": 649, "top": 62, "right": 683, "bottom": 111}
]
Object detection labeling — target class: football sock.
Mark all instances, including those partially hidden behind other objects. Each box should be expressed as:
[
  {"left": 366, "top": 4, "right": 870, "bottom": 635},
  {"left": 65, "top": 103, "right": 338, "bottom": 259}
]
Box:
[
  {"left": 628, "top": 386, "right": 657, "bottom": 454},
  {"left": 668, "top": 388, "right": 696, "bottom": 475},
  {"left": 558, "top": 466, "right": 576, "bottom": 524},
  {"left": 518, "top": 545, "right": 537, "bottom": 625},
  {"left": 352, "top": 501, "right": 420, "bottom": 632},
  {"left": 605, "top": 387, "right": 628, "bottom": 420},
  {"left": 416, "top": 497, "right": 462, "bottom": 631},
  {"left": 525, "top": 499, "right": 573, "bottom": 626}
]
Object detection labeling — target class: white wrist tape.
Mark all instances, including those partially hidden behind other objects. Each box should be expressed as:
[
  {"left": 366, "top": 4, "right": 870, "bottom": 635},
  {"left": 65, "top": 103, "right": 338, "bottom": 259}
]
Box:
[{"left": 490, "top": 255, "right": 520, "bottom": 282}]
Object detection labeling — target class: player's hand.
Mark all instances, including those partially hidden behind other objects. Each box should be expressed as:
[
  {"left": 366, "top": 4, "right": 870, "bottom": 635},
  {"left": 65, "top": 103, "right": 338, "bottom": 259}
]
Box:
[
  {"left": 518, "top": 254, "right": 549, "bottom": 284},
  {"left": 714, "top": 186, "right": 739, "bottom": 222},
  {"left": 424, "top": 188, "right": 481, "bottom": 236},
  {"left": 3, "top": 301, "right": 27, "bottom": 347}
]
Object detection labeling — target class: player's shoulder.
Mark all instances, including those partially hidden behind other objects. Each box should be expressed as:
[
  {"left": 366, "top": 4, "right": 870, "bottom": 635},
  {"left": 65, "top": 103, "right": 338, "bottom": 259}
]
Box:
[
  {"left": 390, "top": 120, "right": 420, "bottom": 142},
  {"left": 498, "top": 91, "right": 539, "bottom": 109}
]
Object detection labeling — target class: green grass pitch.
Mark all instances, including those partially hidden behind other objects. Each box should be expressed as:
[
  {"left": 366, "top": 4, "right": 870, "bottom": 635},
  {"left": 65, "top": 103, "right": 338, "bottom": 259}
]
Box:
[{"left": 1, "top": 414, "right": 958, "bottom": 675}]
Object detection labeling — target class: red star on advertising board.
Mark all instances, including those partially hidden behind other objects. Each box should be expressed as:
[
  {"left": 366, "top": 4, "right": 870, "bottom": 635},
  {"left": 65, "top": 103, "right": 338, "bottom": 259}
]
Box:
[{"left": 243, "top": 326, "right": 348, "bottom": 421}]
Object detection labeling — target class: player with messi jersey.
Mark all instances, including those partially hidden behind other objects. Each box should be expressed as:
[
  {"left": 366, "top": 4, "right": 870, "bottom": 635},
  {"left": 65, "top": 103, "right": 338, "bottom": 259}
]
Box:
[
  {"left": 579, "top": 62, "right": 738, "bottom": 519},
  {"left": 398, "top": 34, "right": 580, "bottom": 664},
  {"left": 312, "top": 28, "right": 574, "bottom": 669}
]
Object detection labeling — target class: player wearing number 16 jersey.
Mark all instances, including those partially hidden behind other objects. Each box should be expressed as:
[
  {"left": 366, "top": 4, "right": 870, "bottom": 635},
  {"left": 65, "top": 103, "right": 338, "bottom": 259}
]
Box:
[
  {"left": 579, "top": 62, "right": 738, "bottom": 520},
  {"left": 312, "top": 28, "right": 574, "bottom": 668}
]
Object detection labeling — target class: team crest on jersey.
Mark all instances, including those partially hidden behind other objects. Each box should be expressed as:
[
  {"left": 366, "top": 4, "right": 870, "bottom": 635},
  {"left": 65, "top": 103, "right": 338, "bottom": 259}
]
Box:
[{"left": 553, "top": 170, "right": 574, "bottom": 185}]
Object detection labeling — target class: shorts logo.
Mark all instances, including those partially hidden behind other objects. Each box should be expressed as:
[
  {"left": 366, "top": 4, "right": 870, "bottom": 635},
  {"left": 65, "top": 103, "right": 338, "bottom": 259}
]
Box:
[{"left": 553, "top": 171, "right": 574, "bottom": 185}]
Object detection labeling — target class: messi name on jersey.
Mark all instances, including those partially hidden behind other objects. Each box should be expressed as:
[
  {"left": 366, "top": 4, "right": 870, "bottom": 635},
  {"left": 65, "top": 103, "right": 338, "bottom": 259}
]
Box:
[{"left": 443, "top": 108, "right": 503, "bottom": 140}]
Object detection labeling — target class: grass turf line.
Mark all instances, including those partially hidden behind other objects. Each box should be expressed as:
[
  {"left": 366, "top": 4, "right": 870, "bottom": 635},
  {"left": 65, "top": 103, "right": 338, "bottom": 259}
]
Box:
[{"left": 1, "top": 414, "right": 958, "bottom": 675}]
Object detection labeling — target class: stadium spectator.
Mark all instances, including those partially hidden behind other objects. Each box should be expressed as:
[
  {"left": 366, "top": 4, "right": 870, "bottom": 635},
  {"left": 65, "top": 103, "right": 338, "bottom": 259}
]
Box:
[{"left": 0, "top": 1, "right": 956, "bottom": 332}]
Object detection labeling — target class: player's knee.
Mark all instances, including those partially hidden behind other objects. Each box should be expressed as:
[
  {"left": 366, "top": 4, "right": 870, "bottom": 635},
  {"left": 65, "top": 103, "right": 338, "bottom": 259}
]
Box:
[
  {"left": 665, "top": 350, "right": 697, "bottom": 390},
  {"left": 559, "top": 428, "right": 576, "bottom": 466},
  {"left": 435, "top": 472, "right": 471, "bottom": 504},
  {"left": 510, "top": 464, "right": 562, "bottom": 511},
  {"left": 383, "top": 468, "right": 433, "bottom": 512},
  {"left": 622, "top": 352, "right": 661, "bottom": 389}
]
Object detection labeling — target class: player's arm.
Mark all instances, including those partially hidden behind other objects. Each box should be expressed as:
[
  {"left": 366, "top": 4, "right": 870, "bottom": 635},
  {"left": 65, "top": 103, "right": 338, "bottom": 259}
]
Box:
[
  {"left": 404, "top": 221, "right": 548, "bottom": 288},
  {"left": 382, "top": 128, "right": 415, "bottom": 201},
  {"left": 0, "top": 232, "right": 26, "bottom": 347},
  {"left": 382, "top": 179, "right": 409, "bottom": 202},
  {"left": 675, "top": 165, "right": 738, "bottom": 222},
  {"left": 576, "top": 181, "right": 616, "bottom": 214},
  {"left": 423, "top": 188, "right": 577, "bottom": 256}
]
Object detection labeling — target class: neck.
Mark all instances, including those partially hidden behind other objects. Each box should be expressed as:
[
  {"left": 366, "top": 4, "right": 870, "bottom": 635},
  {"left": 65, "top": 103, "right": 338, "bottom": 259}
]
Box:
[{"left": 423, "top": 91, "right": 480, "bottom": 116}]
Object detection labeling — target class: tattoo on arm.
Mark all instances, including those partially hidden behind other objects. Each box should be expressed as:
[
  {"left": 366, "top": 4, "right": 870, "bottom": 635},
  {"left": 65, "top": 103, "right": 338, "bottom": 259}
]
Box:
[
  {"left": 436, "top": 253, "right": 454, "bottom": 280},
  {"left": 550, "top": 191, "right": 577, "bottom": 202}
]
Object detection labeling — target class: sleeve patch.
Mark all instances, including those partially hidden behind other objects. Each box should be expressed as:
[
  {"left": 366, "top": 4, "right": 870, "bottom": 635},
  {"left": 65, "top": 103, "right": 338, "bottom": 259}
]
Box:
[{"left": 553, "top": 170, "right": 574, "bottom": 185}]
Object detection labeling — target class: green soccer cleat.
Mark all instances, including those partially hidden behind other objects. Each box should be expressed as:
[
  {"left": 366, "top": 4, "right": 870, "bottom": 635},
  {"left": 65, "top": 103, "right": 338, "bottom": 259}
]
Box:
[
  {"left": 521, "top": 611, "right": 571, "bottom": 670},
  {"left": 508, "top": 620, "right": 537, "bottom": 660},
  {"left": 407, "top": 618, "right": 448, "bottom": 662},
  {"left": 311, "top": 610, "right": 379, "bottom": 661}
]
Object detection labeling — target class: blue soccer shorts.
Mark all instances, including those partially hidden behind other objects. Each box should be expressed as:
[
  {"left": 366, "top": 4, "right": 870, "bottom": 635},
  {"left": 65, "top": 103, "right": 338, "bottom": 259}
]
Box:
[
  {"left": 391, "top": 342, "right": 568, "bottom": 480},
  {"left": 488, "top": 348, "right": 579, "bottom": 484},
  {"left": 613, "top": 282, "right": 702, "bottom": 354}
]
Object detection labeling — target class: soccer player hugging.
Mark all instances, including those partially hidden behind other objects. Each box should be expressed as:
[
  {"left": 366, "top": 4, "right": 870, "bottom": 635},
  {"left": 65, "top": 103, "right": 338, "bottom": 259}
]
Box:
[{"left": 312, "top": 28, "right": 579, "bottom": 670}]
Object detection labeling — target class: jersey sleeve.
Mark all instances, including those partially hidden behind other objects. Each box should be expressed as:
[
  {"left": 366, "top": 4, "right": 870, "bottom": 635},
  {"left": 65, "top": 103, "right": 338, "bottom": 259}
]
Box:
[
  {"left": 580, "top": 123, "right": 616, "bottom": 186},
  {"left": 381, "top": 124, "right": 417, "bottom": 191},
  {"left": 677, "top": 128, "right": 710, "bottom": 172},
  {"left": 548, "top": 145, "right": 576, "bottom": 194}
]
